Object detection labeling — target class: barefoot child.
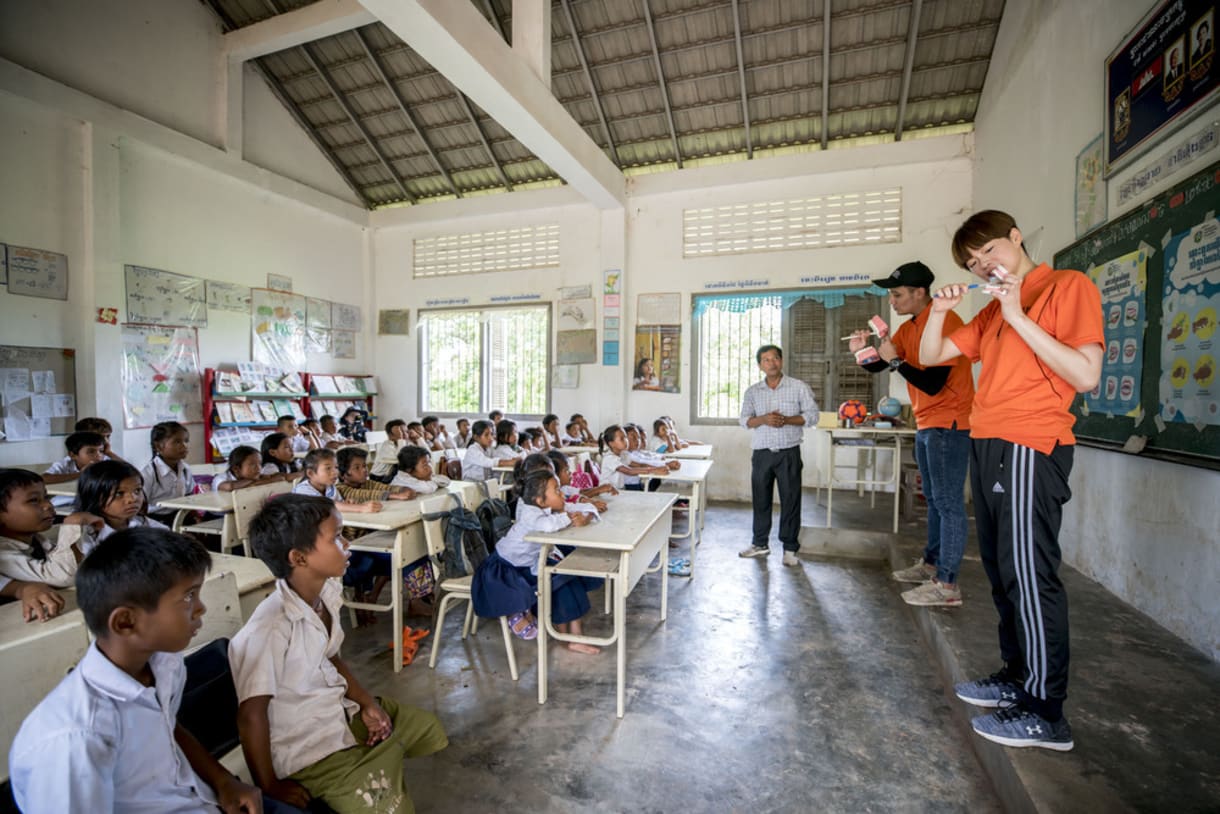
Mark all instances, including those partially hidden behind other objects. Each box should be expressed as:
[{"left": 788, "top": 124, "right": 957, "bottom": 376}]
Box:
[
  {"left": 471, "top": 470, "right": 601, "bottom": 653},
  {"left": 232, "top": 495, "right": 448, "bottom": 812}
]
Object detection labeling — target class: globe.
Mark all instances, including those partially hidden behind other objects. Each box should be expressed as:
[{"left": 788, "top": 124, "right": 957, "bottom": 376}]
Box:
[{"left": 877, "top": 396, "right": 902, "bottom": 417}]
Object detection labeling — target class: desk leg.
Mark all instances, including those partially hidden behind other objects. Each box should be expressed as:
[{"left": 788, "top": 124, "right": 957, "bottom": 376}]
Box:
[
  {"left": 537, "top": 545, "right": 550, "bottom": 706},
  {"left": 891, "top": 438, "right": 902, "bottom": 534},
  {"left": 826, "top": 442, "right": 835, "bottom": 529},
  {"left": 616, "top": 552, "right": 627, "bottom": 719},
  {"left": 171, "top": 509, "right": 189, "bottom": 533},
  {"left": 688, "top": 481, "right": 703, "bottom": 577},
  {"left": 391, "top": 531, "right": 404, "bottom": 674}
]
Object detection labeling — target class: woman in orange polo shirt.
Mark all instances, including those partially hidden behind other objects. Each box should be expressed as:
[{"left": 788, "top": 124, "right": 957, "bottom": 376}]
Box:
[{"left": 920, "top": 210, "right": 1103, "bottom": 752}]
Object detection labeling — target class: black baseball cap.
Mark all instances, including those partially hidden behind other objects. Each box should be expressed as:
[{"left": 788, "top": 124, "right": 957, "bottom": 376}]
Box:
[{"left": 874, "top": 261, "right": 934, "bottom": 289}]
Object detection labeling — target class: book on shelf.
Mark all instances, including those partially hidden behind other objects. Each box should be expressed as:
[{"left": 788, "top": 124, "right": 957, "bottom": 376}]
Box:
[
  {"left": 271, "top": 399, "right": 295, "bottom": 418},
  {"left": 257, "top": 402, "right": 279, "bottom": 422},
  {"left": 289, "top": 401, "right": 307, "bottom": 422},
  {"left": 336, "top": 376, "right": 362, "bottom": 394},
  {"left": 280, "top": 372, "right": 305, "bottom": 393},
  {"left": 214, "top": 403, "right": 235, "bottom": 424},
  {"left": 361, "top": 376, "right": 379, "bottom": 394},
  {"left": 212, "top": 428, "right": 241, "bottom": 457},
  {"left": 230, "top": 402, "right": 257, "bottom": 424},
  {"left": 312, "top": 375, "right": 338, "bottom": 394},
  {"left": 216, "top": 371, "right": 241, "bottom": 394}
]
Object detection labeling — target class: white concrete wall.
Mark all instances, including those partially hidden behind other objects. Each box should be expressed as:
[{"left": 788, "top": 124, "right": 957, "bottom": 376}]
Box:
[{"left": 975, "top": 0, "right": 1220, "bottom": 661}]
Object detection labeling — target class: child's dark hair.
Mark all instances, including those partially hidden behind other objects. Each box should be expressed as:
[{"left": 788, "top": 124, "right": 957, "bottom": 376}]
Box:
[
  {"left": 653, "top": 418, "right": 667, "bottom": 435},
  {"left": 397, "top": 445, "right": 430, "bottom": 474},
  {"left": 495, "top": 419, "right": 517, "bottom": 446},
  {"left": 150, "top": 421, "right": 187, "bottom": 459},
  {"left": 542, "top": 413, "right": 558, "bottom": 429},
  {"left": 519, "top": 470, "right": 557, "bottom": 508},
  {"left": 303, "top": 448, "right": 336, "bottom": 473},
  {"left": 385, "top": 419, "right": 406, "bottom": 436},
  {"left": 511, "top": 452, "right": 554, "bottom": 492},
  {"left": 598, "top": 424, "right": 623, "bottom": 455},
  {"left": 456, "top": 417, "right": 470, "bottom": 427},
  {"left": 261, "top": 432, "right": 290, "bottom": 470},
  {"left": 75, "top": 460, "right": 143, "bottom": 516},
  {"left": 545, "top": 450, "right": 569, "bottom": 475},
  {"left": 227, "top": 445, "right": 259, "bottom": 473},
  {"left": 276, "top": 415, "right": 296, "bottom": 429},
  {"left": 422, "top": 416, "right": 439, "bottom": 429},
  {"left": 65, "top": 431, "right": 106, "bottom": 456},
  {"left": 407, "top": 421, "right": 423, "bottom": 432},
  {"left": 570, "top": 413, "right": 584, "bottom": 422},
  {"left": 301, "top": 417, "right": 319, "bottom": 429},
  {"left": 565, "top": 420, "right": 581, "bottom": 436},
  {"left": 337, "top": 446, "right": 367, "bottom": 476},
  {"left": 248, "top": 494, "right": 336, "bottom": 579},
  {"left": 74, "top": 417, "right": 112, "bottom": 434},
  {"left": 489, "top": 410, "right": 503, "bottom": 421},
  {"left": 0, "top": 468, "right": 44, "bottom": 514},
  {"left": 320, "top": 413, "right": 336, "bottom": 424},
  {"left": 75, "top": 527, "right": 211, "bottom": 636},
  {"left": 470, "top": 419, "right": 493, "bottom": 445}
]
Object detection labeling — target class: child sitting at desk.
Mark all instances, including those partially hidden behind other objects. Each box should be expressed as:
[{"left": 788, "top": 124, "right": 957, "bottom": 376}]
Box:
[
  {"left": 279, "top": 415, "right": 316, "bottom": 455},
  {"left": 337, "top": 407, "right": 367, "bottom": 444},
  {"left": 9, "top": 527, "right": 269, "bottom": 813},
  {"left": 292, "top": 449, "right": 382, "bottom": 515},
  {"left": 140, "top": 421, "right": 196, "bottom": 524},
  {"left": 545, "top": 450, "right": 614, "bottom": 509},
  {"left": 493, "top": 419, "right": 527, "bottom": 460},
  {"left": 391, "top": 446, "right": 451, "bottom": 494},
  {"left": 0, "top": 468, "right": 104, "bottom": 622},
  {"left": 370, "top": 419, "right": 408, "bottom": 481},
  {"left": 541, "top": 414, "right": 564, "bottom": 449},
  {"left": 75, "top": 416, "right": 129, "bottom": 464},
  {"left": 561, "top": 419, "right": 584, "bottom": 446},
  {"left": 571, "top": 413, "right": 596, "bottom": 444},
  {"left": 214, "top": 445, "right": 285, "bottom": 492},
  {"left": 336, "top": 447, "right": 415, "bottom": 505},
  {"left": 471, "top": 470, "right": 599, "bottom": 651},
  {"left": 261, "top": 432, "right": 303, "bottom": 479},
  {"left": 461, "top": 420, "right": 519, "bottom": 481},
  {"left": 64, "top": 461, "right": 168, "bottom": 549},
  {"left": 453, "top": 418, "right": 473, "bottom": 449},
  {"left": 598, "top": 425, "right": 673, "bottom": 491},
  {"left": 318, "top": 414, "right": 349, "bottom": 449},
  {"left": 232, "top": 495, "right": 448, "bottom": 812},
  {"left": 421, "top": 416, "right": 455, "bottom": 451},
  {"left": 42, "top": 430, "right": 106, "bottom": 510}
]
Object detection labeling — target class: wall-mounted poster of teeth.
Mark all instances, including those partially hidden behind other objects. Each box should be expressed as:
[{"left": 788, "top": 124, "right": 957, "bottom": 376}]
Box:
[{"left": 1083, "top": 249, "right": 1147, "bottom": 417}]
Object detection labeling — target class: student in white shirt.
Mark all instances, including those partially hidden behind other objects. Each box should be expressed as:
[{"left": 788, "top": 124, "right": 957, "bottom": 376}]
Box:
[
  {"left": 493, "top": 419, "right": 528, "bottom": 460},
  {"left": 42, "top": 431, "right": 107, "bottom": 511},
  {"left": 140, "top": 421, "right": 196, "bottom": 521},
  {"left": 405, "top": 421, "right": 432, "bottom": 450},
  {"left": 231, "top": 495, "right": 448, "bottom": 811},
  {"left": 63, "top": 461, "right": 169, "bottom": 552},
  {"left": 74, "top": 416, "right": 130, "bottom": 464},
  {"left": 214, "top": 445, "right": 287, "bottom": 492},
  {"left": 9, "top": 527, "right": 266, "bottom": 813},
  {"left": 291, "top": 449, "right": 381, "bottom": 515},
  {"left": 597, "top": 425, "right": 671, "bottom": 491},
  {"left": 454, "top": 418, "right": 473, "bottom": 449},
  {"left": 370, "top": 420, "right": 408, "bottom": 480},
  {"left": 561, "top": 419, "right": 585, "bottom": 445},
  {"left": 540, "top": 414, "right": 565, "bottom": 449},
  {"left": 318, "top": 414, "right": 349, "bottom": 448},
  {"left": 421, "top": 416, "right": 456, "bottom": 451},
  {"left": 391, "top": 446, "right": 451, "bottom": 494},
  {"left": 261, "top": 432, "right": 303, "bottom": 479},
  {"left": 278, "top": 415, "right": 316, "bottom": 455},
  {"left": 462, "top": 420, "right": 519, "bottom": 481}
]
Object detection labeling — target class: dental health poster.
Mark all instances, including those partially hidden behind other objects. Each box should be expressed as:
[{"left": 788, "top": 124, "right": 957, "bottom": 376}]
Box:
[
  {"left": 1160, "top": 219, "right": 1220, "bottom": 425},
  {"left": 1087, "top": 249, "right": 1148, "bottom": 415}
]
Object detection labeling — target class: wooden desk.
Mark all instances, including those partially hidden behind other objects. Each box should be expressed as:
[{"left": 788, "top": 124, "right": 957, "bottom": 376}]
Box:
[
  {"left": 662, "top": 444, "right": 714, "bottom": 460},
  {"left": 820, "top": 427, "right": 916, "bottom": 534},
  {"left": 44, "top": 480, "right": 77, "bottom": 498},
  {"left": 528, "top": 490, "right": 676, "bottom": 718},
  {"left": 158, "top": 491, "right": 238, "bottom": 552},
  {"left": 212, "top": 552, "right": 276, "bottom": 618},
  {"left": 341, "top": 480, "right": 482, "bottom": 672},
  {"left": 640, "top": 458, "right": 713, "bottom": 576}
]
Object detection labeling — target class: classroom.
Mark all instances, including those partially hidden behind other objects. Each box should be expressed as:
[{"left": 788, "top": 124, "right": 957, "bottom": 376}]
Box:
[{"left": 1, "top": 0, "right": 1218, "bottom": 811}]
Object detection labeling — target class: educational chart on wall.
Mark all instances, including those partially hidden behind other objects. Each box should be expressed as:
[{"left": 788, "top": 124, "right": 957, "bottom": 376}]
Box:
[
  {"left": 206, "top": 280, "right": 252, "bottom": 314},
  {"left": 1055, "top": 158, "right": 1220, "bottom": 468},
  {"left": 125, "top": 265, "right": 207, "bottom": 328},
  {"left": 306, "top": 297, "right": 332, "bottom": 353},
  {"left": 5, "top": 245, "right": 69, "bottom": 301},
  {"left": 251, "top": 288, "right": 307, "bottom": 371},
  {"left": 633, "top": 325, "right": 680, "bottom": 392},
  {"left": 1106, "top": 0, "right": 1220, "bottom": 173},
  {"left": 1160, "top": 218, "right": 1220, "bottom": 425},
  {"left": 119, "top": 325, "right": 203, "bottom": 429},
  {"left": 0, "top": 345, "right": 77, "bottom": 442},
  {"left": 331, "top": 302, "right": 362, "bottom": 333},
  {"left": 1085, "top": 249, "right": 1148, "bottom": 416}
]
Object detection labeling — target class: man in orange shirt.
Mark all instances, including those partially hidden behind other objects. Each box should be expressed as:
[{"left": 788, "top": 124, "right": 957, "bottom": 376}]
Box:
[
  {"left": 851, "top": 261, "right": 975, "bottom": 607},
  {"left": 921, "top": 210, "right": 1103, "bottom": 752}
]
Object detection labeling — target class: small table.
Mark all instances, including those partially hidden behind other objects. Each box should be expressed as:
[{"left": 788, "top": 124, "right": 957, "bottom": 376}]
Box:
[
  {"left": 528, "top": 490, "right": 676, "bottom": 718},
  {"left": 157, "top": 491, "right": 238, "bottom": 552},
  {"left": 662, "top": 444, "right": 714, "bottom": 460},
  {"left": 820, "top": 426, "right": 916, "bottom": 534},
  {"left": 341, "top": 480, "right": 482, "bottom": 672},
  {"left": 640, "top": 459, "right": 714, "bottom": 576},
  {"left": 212, "top": 552, "right": 277, "bottom": 618},
  {"left": 43, "top": 481, "right": 78, "bottom": 498}
]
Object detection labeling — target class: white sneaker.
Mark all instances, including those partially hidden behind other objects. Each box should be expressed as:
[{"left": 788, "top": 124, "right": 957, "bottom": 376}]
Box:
[
  {"left": 892, "top": 558, "right": 935, "bottom": 583},
  {"left": 782, "top": 551, "right": 799, "bottom": 567},
  {"left": 739, "top": 545, "right": 770, "bottom": 558}
]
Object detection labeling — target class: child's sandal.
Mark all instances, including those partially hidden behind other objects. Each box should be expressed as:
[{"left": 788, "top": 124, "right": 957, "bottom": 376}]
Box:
[{"left": 508, "top": 611, "right": 539, "bottom": 641}]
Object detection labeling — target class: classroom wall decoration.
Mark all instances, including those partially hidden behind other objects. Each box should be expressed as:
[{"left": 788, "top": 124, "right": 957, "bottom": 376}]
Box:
[
  {"left": 5, "top": 244, "right": 69, "bottom": 301},
  {"left": 1106, "top": 0, "right": 1219, "bottom": 173},
  {"left": 603, "top": 268, "right": 622, "bottom": 366},
  {"left": 331, "top": 302, "right": 362, "bottom": 332},
  {"left": 125, "top": 265, "right": 207, "bottom": 328},
  {"left": 557, "top": 329, "right": 597, "bottom": 364},
  {"left": 306, "top": 297, "right": 332, "bottom": 353},
  {"left": 0, "top": 345, "right": 77, "bottom": 442},
  {"left": 637, "top": 293, "right": 682, "bottom": 325},
  {"left": 1054, "top": 157, "right": 1220, "bottom": 469},
  {"left": 206, "top": 280, "right": 252, "bottom": 314},
  {"left": 251, "top": 288, "right": 307, "bottom": 371},
  {"left": 119, "top": 325, "right": 203, "bottom": 429},
  {"left": 633, "top": 325, "right": 680, "bottom": 393},
  {"left": 378, "top": 309, "right": 410, "bottom": 335},
  {"left": 1075, "top": 134, "right": 1107, "bottom": 237},
  {"left": 332, "top": 330, "right": 356, "bottom": 359},
  {"left": 557, "top": 298, "right": 595, "bottom": 330},
  {"left": 267, "top": 273, "right": 293, "bottom": 293}
]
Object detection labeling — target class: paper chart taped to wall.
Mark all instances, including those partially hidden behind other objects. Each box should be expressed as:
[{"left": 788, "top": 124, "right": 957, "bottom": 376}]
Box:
[
  {"left": 125, "top": 265, "right": 207, "bottom": 327},
  {"left": 120, "top": 325, "right": 203, "bottom": 428}
]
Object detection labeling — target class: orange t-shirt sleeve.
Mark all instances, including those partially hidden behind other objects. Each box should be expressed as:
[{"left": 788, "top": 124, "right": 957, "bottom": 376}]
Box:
[
  {"left": 1051, "top": 273, "right": 1105, "bottom": 349},
  {"left": 948, "top": 306, "right": 990, "bottom": 362}
]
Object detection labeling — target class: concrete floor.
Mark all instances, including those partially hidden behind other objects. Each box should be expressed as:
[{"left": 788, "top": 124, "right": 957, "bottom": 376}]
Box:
[{"left": 343, "top": 492, "right": 1001, "bottom": 813}]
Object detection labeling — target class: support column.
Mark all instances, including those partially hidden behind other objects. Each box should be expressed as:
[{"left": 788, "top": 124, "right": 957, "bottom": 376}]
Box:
[{"left": 512, "top": 0, "right": 551, "bottom": 88}]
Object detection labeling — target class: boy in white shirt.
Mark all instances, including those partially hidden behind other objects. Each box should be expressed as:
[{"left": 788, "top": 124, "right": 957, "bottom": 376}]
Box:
[
  {"left": 278, "top": 416, "right": 315, "bottom": 455},
  {"left": 421, "top": 416, "right": 456, "bottom": 451},
  {"left": 231, "top": 495, "right": 447, "bottom": 812},
  {"left": 292, "top": 449, "right": 382, "bottom": 516},
  {"left": 42, "top": 430, "right": 107, "bottom": 509},
  {"left": 370, "top": 420, "right": 408, "bottom": 480},
  {"left": 318, "top": 415, "right": 348, "bottom": 448},
  {"left": 454, "top": 418, "right": 473, "bottom": 449},
  {"left": 390, "top": 446, "right": 451, "bottom": 495},
  {"left": 9, "top": 527, "right": 270, "bottom": 813}
]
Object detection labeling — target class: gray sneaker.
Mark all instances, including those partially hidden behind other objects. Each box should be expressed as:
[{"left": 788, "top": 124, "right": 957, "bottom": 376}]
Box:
[
  {"left": 892, "top": 558, "right": 934, "bottom": 583},
  {"left": 971, "top": 707, "right": 1074, "bottom": 751},
  {"left": 739, "top": 545, "right": 771, "bottom": 558},
  {"left": 955, "top": 671, "right": 1020, "bottom": 708},
  {"left": 782, "top": 551, "right": 799, "bottom": 567}
]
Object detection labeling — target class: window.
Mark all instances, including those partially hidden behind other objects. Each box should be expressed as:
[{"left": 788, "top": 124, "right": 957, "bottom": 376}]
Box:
[
  {"left": 413, "top": 224, "right": 560, "bottom": 278},
  {"left": 418, "top": 305, "right": 550, "bottom": 416},
  {"left": 692, "top": 290, "right": 887, "bottom": 423},
  {"left": 683, "top": 189, "right": 902, "bottom": 258}
]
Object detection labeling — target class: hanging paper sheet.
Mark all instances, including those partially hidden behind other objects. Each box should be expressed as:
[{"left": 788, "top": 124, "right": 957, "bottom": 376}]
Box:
[
  {"left": 251, "top": 288, "right": 308, "bottom": 371},
  {"left": 306, "top": 297, "right": 332, "bottom": 353},
  {"left": 120, "top": 325, "right": 203, "bottom": 428}
]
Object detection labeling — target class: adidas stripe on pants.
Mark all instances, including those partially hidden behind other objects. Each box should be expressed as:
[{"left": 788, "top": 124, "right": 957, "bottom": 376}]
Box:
[{"left": 970, "top": 438, "right": 1073, "bottom": 722}]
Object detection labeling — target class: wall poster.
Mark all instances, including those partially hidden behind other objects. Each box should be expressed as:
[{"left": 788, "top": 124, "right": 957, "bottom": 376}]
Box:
[
  {"left": 251, "top": 288, "right": 307, "bottom": 371},
  {"left": 119, "top": 325, "right": 203, "bottom": 428},
  {"left": 633, "top": 325, "right": 680, "bottom": 393}
]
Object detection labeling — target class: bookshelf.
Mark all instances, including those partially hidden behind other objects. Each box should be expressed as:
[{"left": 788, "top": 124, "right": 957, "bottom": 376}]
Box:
[
  {"left": 203, "top": 365, "right": 309, "bottom": 463},
  {"left": 304, "top": 374, "right": 378, "bottom": 431}
]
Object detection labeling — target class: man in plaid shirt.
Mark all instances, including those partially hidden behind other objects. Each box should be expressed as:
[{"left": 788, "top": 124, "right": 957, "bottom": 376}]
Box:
[{"left": 738, "top": 345, "right": 819, "bottom": 567}]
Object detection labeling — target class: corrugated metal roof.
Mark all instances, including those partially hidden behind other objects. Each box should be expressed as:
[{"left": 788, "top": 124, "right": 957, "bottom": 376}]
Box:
[{"left": 202, "top": 0, "right": 1004, "bottom": 208}]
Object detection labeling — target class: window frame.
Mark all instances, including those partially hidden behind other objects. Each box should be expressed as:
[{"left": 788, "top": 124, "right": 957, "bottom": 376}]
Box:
[{"left": 416, "top": 302, "right": 552, "bottom": 419}]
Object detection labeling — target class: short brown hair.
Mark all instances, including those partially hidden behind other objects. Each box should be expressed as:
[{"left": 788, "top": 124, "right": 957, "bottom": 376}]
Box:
[{"left": 951, "top": 210, "right": 1019, "bottom": 269}]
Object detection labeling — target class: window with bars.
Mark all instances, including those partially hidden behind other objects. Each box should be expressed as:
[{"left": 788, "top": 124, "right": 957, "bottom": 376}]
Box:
[
  {"left": 413, "top": 223, "right": 560, "bottom": 278},
  {"left": 693, "top": 290, "right": 887, "bottom": 423},
  {"left": 683, "top": 189, "right": 902, "bottom": 258},
  {"left": 418, "top": 306, "right": 550, "bottom": 416}
]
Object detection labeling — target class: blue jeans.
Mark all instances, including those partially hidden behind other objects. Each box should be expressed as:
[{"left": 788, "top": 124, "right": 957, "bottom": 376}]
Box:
[{"left": 914, "top": 426, "right": 971, "bottom": 584}]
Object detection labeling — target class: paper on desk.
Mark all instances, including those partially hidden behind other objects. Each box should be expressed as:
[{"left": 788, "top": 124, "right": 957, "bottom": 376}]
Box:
[{"left": 565, "top": 502, "right": 600, "bottom": 516}]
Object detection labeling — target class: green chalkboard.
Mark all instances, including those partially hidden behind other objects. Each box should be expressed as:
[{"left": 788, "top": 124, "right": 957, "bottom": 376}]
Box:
[{"left": 1055, "top": 159, "right": 1220, "bottom": 470}]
